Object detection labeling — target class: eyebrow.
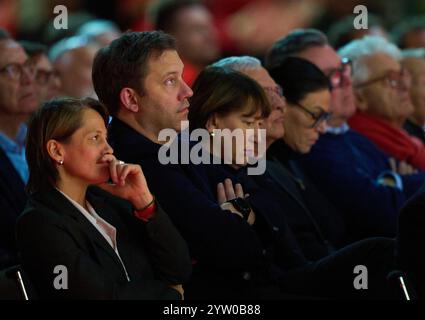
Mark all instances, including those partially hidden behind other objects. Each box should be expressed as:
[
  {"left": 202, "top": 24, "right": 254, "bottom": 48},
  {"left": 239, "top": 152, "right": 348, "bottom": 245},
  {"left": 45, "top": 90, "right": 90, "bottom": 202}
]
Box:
[
  {"left": 85, "top": 129, "right": 107, "bottom": 136},
  {"left": 161, "top": 70, "right": 181, "bottom": 78}
]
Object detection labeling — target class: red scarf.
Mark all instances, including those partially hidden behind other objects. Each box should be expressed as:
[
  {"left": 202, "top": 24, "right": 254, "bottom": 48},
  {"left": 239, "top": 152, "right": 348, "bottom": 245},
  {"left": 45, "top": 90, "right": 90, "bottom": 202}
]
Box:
[{"left": 349, "top": 112, "right": 425, "bottom": 169}]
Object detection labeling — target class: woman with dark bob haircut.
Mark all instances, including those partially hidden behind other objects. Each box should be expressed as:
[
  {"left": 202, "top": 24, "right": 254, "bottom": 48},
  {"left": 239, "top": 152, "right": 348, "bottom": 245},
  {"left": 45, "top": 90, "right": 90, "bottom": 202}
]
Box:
[
  {"left": 189, "top": 66, "right": 270, "bottom": 170},
  {"left": 17, "top": 97, "right": 191, "bottom": 300}
]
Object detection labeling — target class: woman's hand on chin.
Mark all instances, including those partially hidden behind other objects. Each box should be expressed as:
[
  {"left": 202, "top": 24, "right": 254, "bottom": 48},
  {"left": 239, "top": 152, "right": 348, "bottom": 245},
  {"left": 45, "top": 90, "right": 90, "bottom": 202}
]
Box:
[{"left": 97, "top": 157, "right": 154, "bottom": 209}]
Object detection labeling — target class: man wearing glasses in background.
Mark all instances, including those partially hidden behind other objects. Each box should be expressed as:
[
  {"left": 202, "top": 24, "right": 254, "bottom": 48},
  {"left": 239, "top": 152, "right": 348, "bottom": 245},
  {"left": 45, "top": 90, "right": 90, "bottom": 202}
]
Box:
[
  {"left": 20, "top": 41, "right": 61, "bottom": 106},
  {"left": 0, "top": 29, "right": 38, "bottom": 269},
  {"left": 265, "top": 29, "right": 425, "bottom": 241}
]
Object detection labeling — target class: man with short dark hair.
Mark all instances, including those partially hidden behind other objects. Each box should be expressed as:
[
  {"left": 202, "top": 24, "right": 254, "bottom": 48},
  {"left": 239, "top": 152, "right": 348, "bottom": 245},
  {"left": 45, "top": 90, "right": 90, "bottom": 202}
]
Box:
[
  {"left": 0, "top": 29, "right": 38, "bottom": 268},
  {"left": 150, "top": 0, "right": 220, "bottom": 86}
]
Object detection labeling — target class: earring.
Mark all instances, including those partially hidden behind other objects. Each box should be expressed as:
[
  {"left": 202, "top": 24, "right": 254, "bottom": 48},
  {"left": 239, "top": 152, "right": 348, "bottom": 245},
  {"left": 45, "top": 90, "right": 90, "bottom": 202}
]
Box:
[{"left": 58, "top": 160, "right": 64, "bottom": 165}]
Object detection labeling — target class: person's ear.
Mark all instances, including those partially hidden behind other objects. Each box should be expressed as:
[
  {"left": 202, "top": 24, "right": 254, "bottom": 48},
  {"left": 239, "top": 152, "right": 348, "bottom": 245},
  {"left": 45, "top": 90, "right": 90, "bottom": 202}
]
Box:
[
  {"left": 205, "top": 114, "right": 220, "bottom": 133},
  {"left": 119, "top": 87, "right": 140, "bottom": 113},
  {"left": 354, "top": 88, "right": 368, "bottom": 112},
  {"left": 46, "top": 140, "right": 65, "bottom": 165}
]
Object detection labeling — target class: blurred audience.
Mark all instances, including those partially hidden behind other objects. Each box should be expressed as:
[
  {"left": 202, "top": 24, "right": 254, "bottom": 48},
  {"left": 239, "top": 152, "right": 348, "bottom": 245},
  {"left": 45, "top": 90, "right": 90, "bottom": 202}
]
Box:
[
  {"left": 327, "top": 13, "right": 388, "bottom": 49},
  {"left": 392, "top": 15, "right": 425, "bottom": 49},
  {"left": 20, "top": 41, "right": 61, "bottom": 106},
  {"left": 0, "top": 29, "right": 37, "bottom": 269},
  {"left": 150, "top": 0, "right": 220, "bottom": 86},
  {"left": 50, "top": 35, "right": 100, "bottom": 99}
]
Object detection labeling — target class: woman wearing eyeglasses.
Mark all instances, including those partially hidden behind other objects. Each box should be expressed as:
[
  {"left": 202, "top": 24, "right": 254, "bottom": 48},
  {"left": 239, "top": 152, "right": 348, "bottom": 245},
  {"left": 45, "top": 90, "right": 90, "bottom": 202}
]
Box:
[
  {"left": 267, "top": 57, "right": 332, "bottom": 157},
  {"left": 16, "top": 97, "right": 191, "bottom": 299}
]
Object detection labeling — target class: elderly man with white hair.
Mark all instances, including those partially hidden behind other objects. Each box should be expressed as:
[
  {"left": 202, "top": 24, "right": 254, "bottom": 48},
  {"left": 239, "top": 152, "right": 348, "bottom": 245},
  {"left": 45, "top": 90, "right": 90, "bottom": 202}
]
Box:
[{"left": 340, "top": 36, "right": 425, "bottom": 170}]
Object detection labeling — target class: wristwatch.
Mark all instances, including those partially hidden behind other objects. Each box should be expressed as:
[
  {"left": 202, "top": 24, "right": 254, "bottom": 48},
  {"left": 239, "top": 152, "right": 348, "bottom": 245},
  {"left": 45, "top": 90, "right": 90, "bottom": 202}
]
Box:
[{"left": 227, "top": 197, "right": 251, "bottom": 221}]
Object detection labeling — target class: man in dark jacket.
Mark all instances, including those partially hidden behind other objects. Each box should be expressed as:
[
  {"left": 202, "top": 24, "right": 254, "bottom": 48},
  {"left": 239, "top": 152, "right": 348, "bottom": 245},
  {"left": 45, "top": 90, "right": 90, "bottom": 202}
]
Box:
[{"left": 0, "top": 29, "right": 37, "bottom": 268}]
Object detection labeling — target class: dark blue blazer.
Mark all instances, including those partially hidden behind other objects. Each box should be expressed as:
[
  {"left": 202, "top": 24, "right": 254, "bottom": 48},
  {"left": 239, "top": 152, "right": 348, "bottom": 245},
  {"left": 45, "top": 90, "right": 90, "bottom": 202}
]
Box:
[{"left": 0, "top": 147, "right": 27, "bottom": 268}]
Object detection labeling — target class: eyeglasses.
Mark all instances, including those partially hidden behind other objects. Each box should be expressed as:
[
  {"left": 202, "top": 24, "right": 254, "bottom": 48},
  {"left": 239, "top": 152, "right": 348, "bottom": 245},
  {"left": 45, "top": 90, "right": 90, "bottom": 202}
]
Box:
[
  {"left": 0, "top": 61, "right": 36, "bottom": 81},
  {"left": 327, "top": 57, "right": 352, "bottom": 89},
  {"left": 35, "top": 69, "right": 60, "bottom": 85},
  {"left": 293, "top": 102, "right": 332, "bottom": 128},
  {"left": 354, "top": 68, "right": 409, "bottom": 90}
]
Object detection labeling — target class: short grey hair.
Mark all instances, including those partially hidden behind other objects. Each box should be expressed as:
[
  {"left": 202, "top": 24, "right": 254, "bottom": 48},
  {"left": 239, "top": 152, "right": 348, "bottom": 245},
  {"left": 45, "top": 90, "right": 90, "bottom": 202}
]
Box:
[
  {"left": 49, "top": 35, "right": 97, "bottom": 62},
  {"left": 402, "top": 48, "right": 425, "bottom": 59},
  {"left": 338, "top": 36, "right": 402, "bottom": 85},
  {"left": 265, "top": 29, "right": 328, "bottom": 69},
  {"left": 77, "top": 19, "right": 120, "bottom": 40},
  {"left": 212, "top": 56, "right": 261, "bottom": 72}
]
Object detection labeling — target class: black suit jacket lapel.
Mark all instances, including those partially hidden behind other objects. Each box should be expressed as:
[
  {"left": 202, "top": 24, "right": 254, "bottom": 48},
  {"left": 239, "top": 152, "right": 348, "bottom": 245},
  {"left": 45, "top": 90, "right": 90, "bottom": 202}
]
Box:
[{"left": 40, "top": 188, "right": 128, "bottom": 274}]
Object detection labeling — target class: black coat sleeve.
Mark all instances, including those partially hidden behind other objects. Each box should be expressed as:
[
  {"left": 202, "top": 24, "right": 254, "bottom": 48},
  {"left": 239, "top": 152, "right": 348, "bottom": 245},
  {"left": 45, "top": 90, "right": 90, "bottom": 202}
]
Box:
[{"left": 129, "top": 204, "right": 193, "bottom": 285}]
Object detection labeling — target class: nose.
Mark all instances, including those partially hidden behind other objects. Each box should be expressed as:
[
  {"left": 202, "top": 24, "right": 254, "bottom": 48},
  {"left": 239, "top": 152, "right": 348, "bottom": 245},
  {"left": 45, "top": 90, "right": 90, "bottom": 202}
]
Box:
[
  {"left": 179, "top": 79, "right": 193, "bottom": 101},
  {"left": 104, "top": 140, "right": 114, "bottom": 155},
  {"left": 277, "top": 97, "right": 287, "bottom": 117},
  {"left": 20, "top": 67, "right": 35, "bottom": 86}
]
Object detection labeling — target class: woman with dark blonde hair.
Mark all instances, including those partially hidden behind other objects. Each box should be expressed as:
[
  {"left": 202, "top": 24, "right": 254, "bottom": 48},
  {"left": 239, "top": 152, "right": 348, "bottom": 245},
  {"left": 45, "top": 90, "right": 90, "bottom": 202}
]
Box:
[{"left": 17, "top": 97, "right": 191, "bottom": 299}]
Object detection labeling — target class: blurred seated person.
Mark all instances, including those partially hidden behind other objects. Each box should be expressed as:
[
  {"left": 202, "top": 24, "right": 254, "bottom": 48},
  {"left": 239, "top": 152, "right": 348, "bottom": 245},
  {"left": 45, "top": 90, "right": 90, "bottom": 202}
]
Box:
[
  {"left": 0, "top": 29, "right": 37, "bottom": 268},
  {"left": 16, "top": 97, "right": 191, "bottom": 299},
  {"left": 49, "top": 36, "right": 100, "bottom": 99},
  {"left": 76, "top": 19, "right": 121, "bottom": 47},
  {"left": 187, "top": 66, "right": 397, "bottom": 299},
  {"left": 392, "top": 15, "right": 425, "bottom": 49},
  {"left": 339, "top": 36, "right": 425, "bottom": 170},
  {"left": 149, "top": 0, "right": 220, "bottom": 86},
  {"left": 266, "top": 29, "right": 425, "bottom": 241},
  {"left": 20, "top": 41, "right": 61, "bottom": 106},
  {"left": 213, "top": 56, "right": 350, "bottom": 259},
  {"left": 327, "top": 14, "right": 388, "bottom": 50},
  {"left": 401, "top": 51, "right": 425, "bottom": 144}
]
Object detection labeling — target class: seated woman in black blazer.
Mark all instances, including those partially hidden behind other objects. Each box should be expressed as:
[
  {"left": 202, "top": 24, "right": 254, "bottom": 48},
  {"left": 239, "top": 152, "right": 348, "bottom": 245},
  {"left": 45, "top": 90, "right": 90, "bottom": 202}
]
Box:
[
  {"left": 187, "top": 66, "right": 397, "bottom": 299},
  {"left": 16, "top": 97, "right": 191, "bottom": 300}
]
